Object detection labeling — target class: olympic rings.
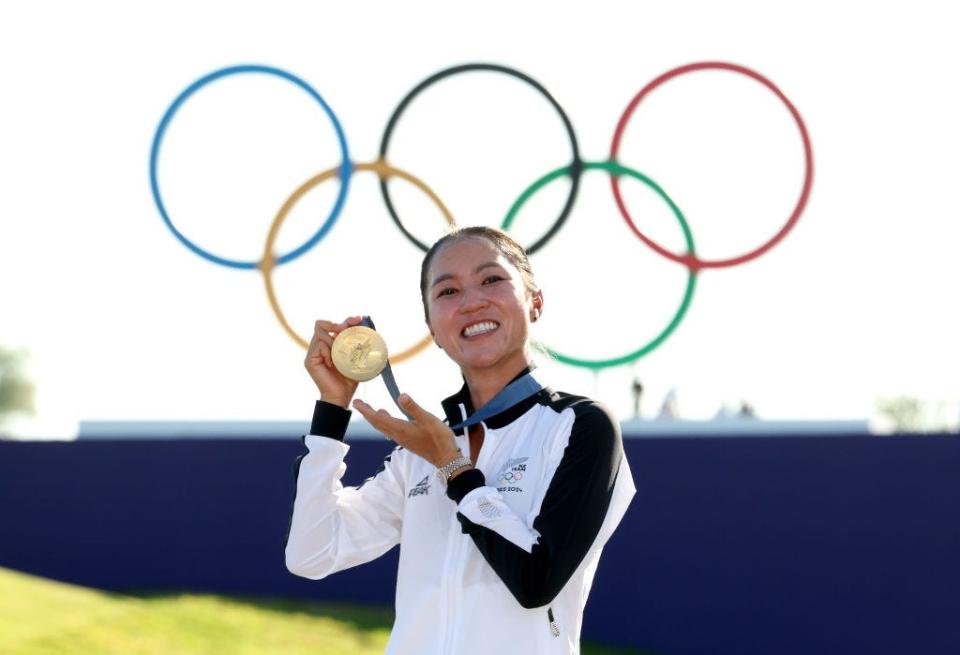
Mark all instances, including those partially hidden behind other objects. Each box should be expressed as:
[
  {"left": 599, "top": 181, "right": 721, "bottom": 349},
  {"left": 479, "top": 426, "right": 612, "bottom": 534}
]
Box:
[
  {"left": 609, "top": 61, "right": 814, "bottom": 271},
  {"left": 378, "top": 63, "right": 582, "bottom": 255},
  {"left": 149, "top": 64, "right": 352, "bottom": 270},
  {"left": 260, "top": 160, "right": 456, "bottom": 363},
  {"left": 149, "top": 60, "right": 813, "bottom": 370},
  {"left": 503, "top": 160, "right": 697, "bottom": 368}
]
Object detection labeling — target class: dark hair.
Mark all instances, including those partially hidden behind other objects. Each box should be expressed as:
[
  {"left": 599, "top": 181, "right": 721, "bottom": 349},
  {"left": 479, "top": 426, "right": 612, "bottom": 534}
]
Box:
[{"left": 419, "top": 226, "right": 538, "bottom": 322}]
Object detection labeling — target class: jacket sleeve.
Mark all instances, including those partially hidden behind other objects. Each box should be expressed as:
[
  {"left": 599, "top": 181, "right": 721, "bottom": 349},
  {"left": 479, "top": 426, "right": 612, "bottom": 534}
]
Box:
[
  {"left": 445, "top": 401, "right": 635, "bottom": 609},
  {"left": 284, "top": 401, "right": 405, "bottom": 580}
]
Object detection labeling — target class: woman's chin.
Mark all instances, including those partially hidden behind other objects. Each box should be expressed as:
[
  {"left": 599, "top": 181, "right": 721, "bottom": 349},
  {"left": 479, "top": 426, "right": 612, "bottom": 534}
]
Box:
[
  {"left": 456, "top": 345, "right": 526, "bottom": 373},
  {"left": 458, "top": 353, "right": 501, "bottom": 370}
]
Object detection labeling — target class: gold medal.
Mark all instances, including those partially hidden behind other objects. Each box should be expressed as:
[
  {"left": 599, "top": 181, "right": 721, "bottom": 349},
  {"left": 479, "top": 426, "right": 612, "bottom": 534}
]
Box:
[{"left": 331, "top": 325, "right": 389, "bottom": 382}]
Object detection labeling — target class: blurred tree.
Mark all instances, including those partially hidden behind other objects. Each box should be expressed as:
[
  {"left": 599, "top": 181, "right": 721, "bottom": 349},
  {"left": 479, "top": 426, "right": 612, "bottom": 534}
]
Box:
[
  {"left": 876, "top": 395, "right": 924, "bottom": 433},
  {"left": 0, "top": 346, "right": 35, "bottom": 436}
]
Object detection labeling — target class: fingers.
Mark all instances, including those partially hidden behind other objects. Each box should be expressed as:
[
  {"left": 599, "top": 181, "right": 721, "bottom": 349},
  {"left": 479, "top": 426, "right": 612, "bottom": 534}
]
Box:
[
  {"left": 400, "top": 393, "right": 448, "bottom": 429},
  {"left": 315, "top": 316, "right": 363, "bottom": 333},
  {"left": 397, "top": 393, "right": 429, "bottom": 422},
  {"left": 307, "top": 321, "right": 336, "bottom": 369},
  {"left": 307, "top": 316, "right": 363, "bottom": 368},
  {"left": 353, "top": 399, "right": 408, "bottom": 442},
  {"left": 355, "top": 397, "right": 457, "bottom": 467}
]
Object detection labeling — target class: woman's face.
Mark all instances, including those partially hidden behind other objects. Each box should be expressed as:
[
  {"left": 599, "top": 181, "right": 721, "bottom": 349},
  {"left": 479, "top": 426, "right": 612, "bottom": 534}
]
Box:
[{"left": 425, "top": 237, "right": 541, "bottom": 377}]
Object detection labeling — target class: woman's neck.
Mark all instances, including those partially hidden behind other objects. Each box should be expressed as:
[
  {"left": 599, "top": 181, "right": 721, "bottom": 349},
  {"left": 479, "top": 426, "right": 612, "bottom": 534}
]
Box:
[{"left": 463, "top": 355, "right": 532, "bottom": 410}]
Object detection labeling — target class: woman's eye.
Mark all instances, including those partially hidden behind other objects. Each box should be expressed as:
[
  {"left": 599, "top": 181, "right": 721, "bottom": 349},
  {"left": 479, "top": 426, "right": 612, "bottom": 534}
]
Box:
[
  {"left": 437, "top": 287, "right": 457, "bottom": 298},
  {"left": 483, "top": 275, "right": 504, "bottom": 284}
]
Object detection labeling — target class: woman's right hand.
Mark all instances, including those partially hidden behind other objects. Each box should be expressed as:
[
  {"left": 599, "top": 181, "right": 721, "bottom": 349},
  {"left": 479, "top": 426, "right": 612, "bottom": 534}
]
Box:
[{"left": 305, "top": 316, "right": 364, "bottom": 409}]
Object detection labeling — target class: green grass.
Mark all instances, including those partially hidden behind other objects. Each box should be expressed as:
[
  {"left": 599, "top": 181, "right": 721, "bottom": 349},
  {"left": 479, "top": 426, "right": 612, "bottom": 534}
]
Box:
[{"left": 0, "top": 567, "right": 648, "bottom": 654}]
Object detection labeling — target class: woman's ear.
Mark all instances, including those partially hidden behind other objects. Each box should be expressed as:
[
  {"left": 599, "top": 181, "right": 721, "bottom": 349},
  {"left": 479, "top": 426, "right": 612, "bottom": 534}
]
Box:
[{"left": 530, "top": 289, "right": 544, "bottom": 322}]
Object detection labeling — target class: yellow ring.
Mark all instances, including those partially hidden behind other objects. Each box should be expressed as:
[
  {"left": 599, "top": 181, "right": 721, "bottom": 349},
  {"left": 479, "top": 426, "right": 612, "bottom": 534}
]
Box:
[{"left": 259, "top": 159, "right": 456, "bottom": 364}]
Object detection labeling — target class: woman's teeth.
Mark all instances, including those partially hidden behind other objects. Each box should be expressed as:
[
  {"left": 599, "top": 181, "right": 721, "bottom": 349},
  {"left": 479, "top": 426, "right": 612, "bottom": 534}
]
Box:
[{"left": 463, "top": 321, "right": 499, "bottom": 338}]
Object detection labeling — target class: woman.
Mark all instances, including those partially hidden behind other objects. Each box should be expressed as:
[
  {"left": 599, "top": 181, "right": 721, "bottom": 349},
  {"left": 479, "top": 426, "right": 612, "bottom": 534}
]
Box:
[{"left": 285, "top": 226, "right": 635, "bottom": 654}]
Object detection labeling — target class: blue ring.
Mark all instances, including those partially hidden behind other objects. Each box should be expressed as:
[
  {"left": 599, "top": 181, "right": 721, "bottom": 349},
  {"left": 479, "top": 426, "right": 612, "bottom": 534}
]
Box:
[{"left": 149, "top": 64, "right": 352, "bottom": 270}]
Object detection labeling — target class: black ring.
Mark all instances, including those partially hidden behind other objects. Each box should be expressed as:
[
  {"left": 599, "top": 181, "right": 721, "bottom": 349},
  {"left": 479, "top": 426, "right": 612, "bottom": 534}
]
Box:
[{"left": 378, "top": 63, "right": 582, "bottom": 254}]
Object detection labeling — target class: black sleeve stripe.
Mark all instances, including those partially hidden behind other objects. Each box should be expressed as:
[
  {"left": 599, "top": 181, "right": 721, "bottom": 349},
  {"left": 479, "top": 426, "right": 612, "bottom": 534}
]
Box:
[
  {"left": 356, "top": 446, "right": 401, "bottom": 490},
  {"left": 456, "top": 400, "right": 623, "bottom": 609},
  {"left": 282, "top": 436, "right": 310, "bottom": 552},
  {"left": 286, "top": 400, "right": 351, "bottom": 549}
]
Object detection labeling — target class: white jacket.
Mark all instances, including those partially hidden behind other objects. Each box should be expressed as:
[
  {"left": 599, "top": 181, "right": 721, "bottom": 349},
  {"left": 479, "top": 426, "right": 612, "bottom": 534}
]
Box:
[{"left": 285, "top": 374, "right": 636, "bottom": 654}]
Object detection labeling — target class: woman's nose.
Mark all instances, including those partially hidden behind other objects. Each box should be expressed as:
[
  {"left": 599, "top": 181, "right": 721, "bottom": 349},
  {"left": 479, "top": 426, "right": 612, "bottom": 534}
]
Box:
[{"left": 457, "top": 286, "right": 489, "bottom": 312}]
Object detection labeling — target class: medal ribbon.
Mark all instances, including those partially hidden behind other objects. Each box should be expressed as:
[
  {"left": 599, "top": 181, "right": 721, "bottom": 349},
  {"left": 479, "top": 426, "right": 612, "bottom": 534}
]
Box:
[
  {"left": 361, "top": 316, "right": 544, "bottom": 429},
  {"left": 447, "top": 372, "right": 544, "bottom": 431},
  {"left": 360, "top": 316, "right": 413, "bottom": 420}
]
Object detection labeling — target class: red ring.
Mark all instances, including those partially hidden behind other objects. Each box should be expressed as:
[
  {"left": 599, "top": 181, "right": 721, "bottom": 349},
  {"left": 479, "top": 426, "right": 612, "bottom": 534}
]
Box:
[{"left": 609, "top": 61, "right": 814, "bottom": 270}]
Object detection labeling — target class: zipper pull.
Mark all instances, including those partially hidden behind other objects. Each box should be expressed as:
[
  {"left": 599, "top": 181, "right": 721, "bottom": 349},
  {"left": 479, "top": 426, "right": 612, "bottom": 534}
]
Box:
[{"left": 548, "top": 607, "right": 560, "bottom": 637}]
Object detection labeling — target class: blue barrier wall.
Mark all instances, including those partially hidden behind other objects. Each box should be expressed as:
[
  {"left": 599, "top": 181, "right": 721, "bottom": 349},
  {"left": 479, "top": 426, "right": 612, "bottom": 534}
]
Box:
[{"left": 1, "top": 435, "right": 958, "bottom": 654}]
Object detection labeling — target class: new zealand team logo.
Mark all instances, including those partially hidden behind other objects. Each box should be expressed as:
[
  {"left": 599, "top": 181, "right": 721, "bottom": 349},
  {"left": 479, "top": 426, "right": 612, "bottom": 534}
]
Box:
[{"left": 496, "top": 457, "right": 529, "bottom": 492}]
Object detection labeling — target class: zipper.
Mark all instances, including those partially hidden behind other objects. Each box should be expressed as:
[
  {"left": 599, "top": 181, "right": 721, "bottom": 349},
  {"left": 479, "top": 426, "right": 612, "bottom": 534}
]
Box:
[{"left": 547, "top": 607, "right": 560, "bottom": 637}]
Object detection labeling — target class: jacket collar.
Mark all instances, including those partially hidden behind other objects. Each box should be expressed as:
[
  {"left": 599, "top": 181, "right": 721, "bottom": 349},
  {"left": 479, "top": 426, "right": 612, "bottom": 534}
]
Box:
[{"left": 440, "top": 365, "right": 549, "bottom": 434}]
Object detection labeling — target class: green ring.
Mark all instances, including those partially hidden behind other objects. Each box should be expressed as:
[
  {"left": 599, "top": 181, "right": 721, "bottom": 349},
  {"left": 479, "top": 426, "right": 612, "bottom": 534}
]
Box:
[{"left": 501, "top": 160, "right": 698, "bottom": 369}]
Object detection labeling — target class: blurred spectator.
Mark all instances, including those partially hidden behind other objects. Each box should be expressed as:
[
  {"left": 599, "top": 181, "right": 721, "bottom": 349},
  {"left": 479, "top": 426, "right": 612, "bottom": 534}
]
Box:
[
  {"left": 658, "top": 387, "right": 679, "bottom": 419},
  {"left": 631, "top": 378, "right": 644, "bottom": 419}
]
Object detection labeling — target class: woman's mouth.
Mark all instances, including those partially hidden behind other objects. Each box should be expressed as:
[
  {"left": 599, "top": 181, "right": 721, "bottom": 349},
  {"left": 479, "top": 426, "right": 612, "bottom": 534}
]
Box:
[{"left": 461, "top": 321, "right": 500, "bottom": 339}]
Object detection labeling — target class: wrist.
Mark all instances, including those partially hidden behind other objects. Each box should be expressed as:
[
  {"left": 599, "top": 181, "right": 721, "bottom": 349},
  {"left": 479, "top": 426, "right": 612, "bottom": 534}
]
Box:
[
  {"left": 447, "top": 463, "right": 473, "bottom": 481},
  {"left": 436, "top": 449, "right": 473, "bottom": 483},
  {"left": 433, "top": 448, "right": 463, "bottom": 469},
  {"left": 320, "top": 395, "right": 349, "bottom": 409}
]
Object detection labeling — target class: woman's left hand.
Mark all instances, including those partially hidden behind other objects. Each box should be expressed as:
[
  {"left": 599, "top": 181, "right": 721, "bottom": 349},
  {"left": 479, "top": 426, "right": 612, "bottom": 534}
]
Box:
[{"left": 352, "top": 394, "right": 461, "bottom": 467}]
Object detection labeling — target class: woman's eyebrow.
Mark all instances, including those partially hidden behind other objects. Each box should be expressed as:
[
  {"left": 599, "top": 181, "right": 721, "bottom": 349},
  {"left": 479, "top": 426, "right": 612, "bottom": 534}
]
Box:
[{"left": 431, "top": 261, "right": 502, "bottom": 288}]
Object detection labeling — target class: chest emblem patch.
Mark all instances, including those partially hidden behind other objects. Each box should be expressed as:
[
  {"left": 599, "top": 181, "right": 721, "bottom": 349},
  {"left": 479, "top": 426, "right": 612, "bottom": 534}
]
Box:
[{"left": 495, "top": 457, "right": 529, "bottom": 491}]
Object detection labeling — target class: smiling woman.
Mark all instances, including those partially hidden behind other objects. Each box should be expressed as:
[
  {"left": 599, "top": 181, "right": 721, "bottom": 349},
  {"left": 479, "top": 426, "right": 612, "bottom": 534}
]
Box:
[{"left": 285, "top": 226, "right": 636, "bottom": 655}]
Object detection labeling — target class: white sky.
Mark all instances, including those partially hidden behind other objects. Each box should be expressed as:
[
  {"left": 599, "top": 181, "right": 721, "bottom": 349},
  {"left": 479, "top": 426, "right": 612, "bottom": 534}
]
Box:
[{"left": 1, "top": 0, "right": 958, "bottom": 438}]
